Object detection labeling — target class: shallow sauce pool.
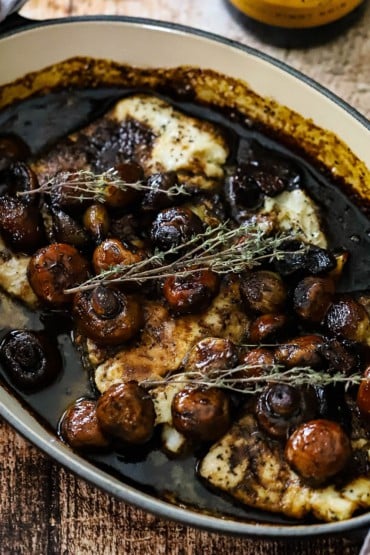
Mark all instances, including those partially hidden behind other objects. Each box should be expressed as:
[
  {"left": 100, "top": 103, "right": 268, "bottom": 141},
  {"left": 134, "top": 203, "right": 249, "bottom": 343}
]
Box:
[{"left": 0, "top": 88, "right": 370, "bottom": 524}]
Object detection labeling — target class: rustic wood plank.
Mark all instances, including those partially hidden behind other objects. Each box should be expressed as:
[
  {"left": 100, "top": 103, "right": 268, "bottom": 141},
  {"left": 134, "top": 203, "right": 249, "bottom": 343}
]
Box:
[
  {"left": 1, "top": 1, "right": 370, "bottom": 553},
  {"left": 0, "top": 419, "right": 364, "bottom": 554}
]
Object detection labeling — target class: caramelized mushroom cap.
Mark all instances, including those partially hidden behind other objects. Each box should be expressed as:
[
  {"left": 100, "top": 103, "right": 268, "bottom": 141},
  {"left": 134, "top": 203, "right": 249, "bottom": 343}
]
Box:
[
  {"left": 239, "top": 348, "right": 275, "bottom": 378},
  {"left": 104, "top": 162, "right": 144, "bottom": 208},
  {"left": 240, "top": 270, "right": 287, "bottom": 314},
  {"left": 285, "top": 419, "right": 352, "bottom": 485},
  {"left": 183, "top": 337, "right": 239, "bottom": 375},
  {"left": 325, "top": 298, "right": 370, "bottom": 344},
  {"left": 256, "top": 384, "right": 318, "bottom": 439},
  {"left": 96, "top": 381, "right": 155, "bottom": 444},
  {"left": 275, "top": 335, "right": 324, "bottom": 368},
  {"left": 59, "top": 398, "right": 110, "bottom": 451},
  {"left": 92, "top": 238, "right": 144, "bottom": 276},
  {"left": 0, "top": 329, "right": 62, "bottom": 392},
  {"left": 356, "top": 367, "right": 370, "bottom": 420},
  {"left": 0, "top": 134, "right": 30, "bottom": 171},
  {"left": 27, "top": 243, "right": 90, "bottom": 305},
  {"left": 82, "top": 203, "right": 110, "bottom": 243},
  {"left": 0, "top": 195, "right": 45, "bottom": 253},
  {"left": 171, "top": 386, "right": 231, "bottom": 441},
  {"left": 163, "top": 270, "right": 219, "bottom": 315},
  {"left": 142, "top": 171, "right": 184, "bottom": 211},
  {"left": 3, "top": 161, "right": 39, "bottom": 206},
  {"left": 49, "top": 206, "right": 90, "bottom": 248},
  {"left": 73, "top": 286, "right": 143, "bottom": 345},
  {"left": 248, "top": 313, "right": 288, "bottom": 343},
  {"left": 150, "top": 207, "right": 203, "bottom": 252},
  {"left": 293, "top": 276, "right": 335, "bottom": 323}
]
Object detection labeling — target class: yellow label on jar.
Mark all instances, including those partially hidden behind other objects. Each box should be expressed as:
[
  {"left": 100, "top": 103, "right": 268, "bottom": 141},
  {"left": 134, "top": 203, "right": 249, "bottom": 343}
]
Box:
[{"left": 229, "top": 0, "right": 363, "bottom": 28}]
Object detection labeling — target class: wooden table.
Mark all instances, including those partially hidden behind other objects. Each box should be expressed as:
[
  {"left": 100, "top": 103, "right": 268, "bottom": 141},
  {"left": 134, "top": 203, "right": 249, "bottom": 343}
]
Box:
[{"left": 1, "top": 1, "right": 369, "bottom": 553}]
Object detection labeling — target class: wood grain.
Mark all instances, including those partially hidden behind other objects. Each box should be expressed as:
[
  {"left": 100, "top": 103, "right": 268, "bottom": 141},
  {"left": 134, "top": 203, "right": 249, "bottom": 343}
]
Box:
[{"left": 1, "top": 1, "right": 370, "bottom": 553}]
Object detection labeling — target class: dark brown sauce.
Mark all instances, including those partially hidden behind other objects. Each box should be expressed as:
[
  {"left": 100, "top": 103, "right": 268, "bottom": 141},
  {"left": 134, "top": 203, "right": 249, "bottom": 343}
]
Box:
[{"left": 0, "top": 88, "right": 369, "bottom": 525}]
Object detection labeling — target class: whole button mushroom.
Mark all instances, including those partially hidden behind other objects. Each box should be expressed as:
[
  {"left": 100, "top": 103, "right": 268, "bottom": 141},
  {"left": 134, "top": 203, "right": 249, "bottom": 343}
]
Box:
[
  {"left": 60, "top": 399, "right": 110, "bottom": 451},
  {"left": 171, "top": 386, "right": 231, "bottom": 442},
  {"left": 0, "top": 134, "right": 30, "bottom": 171},
  {"left": 0, "top": 194, "right": 45, "bottom": 253},
  {"left": 275, "top": 335, "right": 324, "bottom": 368},
  {"left": 4, "top": 162, "right": 39, "bottom": 206},
  {"left": 142, "top": 171, "right": 184, "bottom": 211},
  {"left": 183, "top": 337, "right": 239, "bottom": 375},
  {"left": 293, "top": 276, "right": 335, "bottom": 323},
  {"left": 73, "top": 286, "right": 143, "bottom": 346},
  {"left": 248, "top": 313, "right": 288, "bottom": 343},
  {"left": 240, "top": 271, "right": 287, "bottom": 314},
  {"left": 150, "top": 207, "right": 203, "bottom": 252},
  {"left": 0, "top": 329, "right": 62, "bottom": 392},
  {"left": 92, "top": 238, "right": 144, "bottom": 276},
  {"left": 96, "top": 382, "right": 155, "bottom": 444},
  {"left": 285, "top": 419, "right": 352, "bottom": 485},
  {"left": 325, "top": 298, "right": 370, "bottom": 345},
  {"left": 256, "top": 383, "right": 318, "bottom": 439},
  {"left": 82, "top": 204, "right": 110, "bottom": 243},
  {"left": 163, "top": 269, "right": 219, "bottom": 315},
  {"left": 356, "top": 366, "right": 370, "bottom": 420},
  {"left": 28, "top": 243, "right": 90, "bottom": 306},
  {"left": 104, "top": 162, "right": 144, "bottom": 208}
]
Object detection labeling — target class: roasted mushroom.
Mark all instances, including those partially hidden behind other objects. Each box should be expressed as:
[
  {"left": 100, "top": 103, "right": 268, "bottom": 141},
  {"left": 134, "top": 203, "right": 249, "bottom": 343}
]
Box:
[
  {"left": 356, "top": 366, "right": 370, "bottom": 420},
  {"left": 73, "top": 286, "right": 143, "bottom": 345},
  {"left": 293, "top": 276, "right": 335, "bottom": 323},
  {"left": 142, "top": 171, "right": 184, "bottom": 211},
  {"left": 285, "top": 419, "right": 352, "bottom": 485},
  {"left": 3, "top": 162, "right": 39, "bottom": 206},
  {"left": 104, "top": 162, "right": 144, "bottom": 208},
  {"left": 96, "top": 381, "right": 155, "bottom": 444},
  {"left": 274, "top": 242, "right": 336, "bottom": 277},
  {"left": 248, "top": 313, "right": 288, "bottom": 343},
  {"left": 59, "top": 398, "right": 110, "bottom": 450},
  {"left": 83, "top": 204, "right": 110, "bottom": 243},
  {"left": 49, "top": 206, "right": 90, "bottom": 248},
  {"left": 0, "top": 329, "right": 62, "bottom": 392},
  {"left": 92, "top": 238, "right": 145, "bottom": 275},
  {"left": 325, "top": 298, "right": 370, "bottom": 344},
  {"left": 163, "top": 270, "right": 219, "bottom": 314},
  {"left": 275, "top": 335, "right": 324, "bottom": 368},
  {"left": 171, "top": 386, "right": 231, "bottom": 442},
  {"left": 49, "top": 171, "right": 95, "bottom": 211},
  {"left": 0, "top": 134, "right": 30, "bottom": 171},
  {"left": 318, "top": 338, "right": 358, "bottom": 375},
  {"left": 255, "top": 384, "right": 318, "bottom": 439},
  {"left": 0, "top": 195, "right": 45, "bottom": 253},
  {"left": 183, "top": 337, "right": 239, "bottom": 374},
  {"left": 240, "top": 347, "right": 275, "bottom": 377},
  {"left": 28, "top": 243, "right": 90, "bottom": 305},
  {"left": 247, "top": 142, "right": 302, "bottom": 194},
  {"left": 240, "top": 270, "right": 287, "bottom": 314},
  {"left": 224, "top": 165, "right": 264, "bottom": 222},
  {"left": 150, "top": 207, "right": 203, "bottom": 252}
]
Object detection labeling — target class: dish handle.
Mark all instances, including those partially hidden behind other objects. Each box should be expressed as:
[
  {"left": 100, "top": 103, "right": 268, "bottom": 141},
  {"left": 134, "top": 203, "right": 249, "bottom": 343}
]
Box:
[
  {"left": 0, "top": 0, "right": 33, "bottom": 36},
  {"left": 360, "top": 529, "right": 370, "bottom": 555}
]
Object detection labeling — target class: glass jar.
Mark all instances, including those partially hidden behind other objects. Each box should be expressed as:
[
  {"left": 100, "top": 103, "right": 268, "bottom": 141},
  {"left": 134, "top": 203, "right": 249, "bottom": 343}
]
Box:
[{"left": 226, "top": 0, "right": 366, "bottom": 47}]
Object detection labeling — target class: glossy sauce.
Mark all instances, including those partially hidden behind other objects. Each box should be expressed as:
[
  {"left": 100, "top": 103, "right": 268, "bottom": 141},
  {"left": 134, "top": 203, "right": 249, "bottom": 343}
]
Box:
[{"left": 0, "top": 88, "right": 369, "bottom": 524}]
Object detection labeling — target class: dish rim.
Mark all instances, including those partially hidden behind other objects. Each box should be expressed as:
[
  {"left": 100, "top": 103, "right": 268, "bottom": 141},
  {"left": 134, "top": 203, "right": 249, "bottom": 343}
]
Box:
[{"left": 0, "top": 14, "right": 370, "bottom": 538}]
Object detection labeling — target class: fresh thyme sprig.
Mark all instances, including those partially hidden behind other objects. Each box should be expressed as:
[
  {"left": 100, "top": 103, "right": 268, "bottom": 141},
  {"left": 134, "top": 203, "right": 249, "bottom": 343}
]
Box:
[
  {"left": 65, "top": 222, "right": 303, "bottom": 294},
  {"left": 141, "top": 364, "right": 362, "bottom": 395},
  {"left": 17, "top": 168, "right": 189, "bottom": 203}
]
